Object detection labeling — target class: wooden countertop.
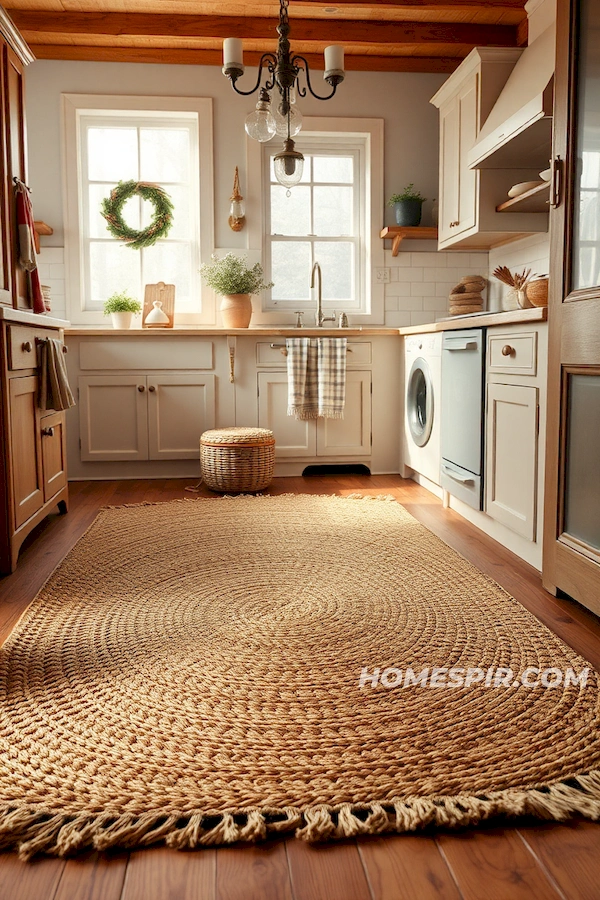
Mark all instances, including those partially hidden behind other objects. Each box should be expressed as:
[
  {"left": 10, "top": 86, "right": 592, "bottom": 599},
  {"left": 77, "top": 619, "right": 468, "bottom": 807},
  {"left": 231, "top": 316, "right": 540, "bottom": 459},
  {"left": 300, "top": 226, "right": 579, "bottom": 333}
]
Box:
[
  {"left": 65, "top": 326, "right": 400, "bottom": 337},
  {"left": 0, "top": 307, "right": 70, "bottom": 329},
  {"left": 398, "top": 307, "right": 548, "bottom": 335}
]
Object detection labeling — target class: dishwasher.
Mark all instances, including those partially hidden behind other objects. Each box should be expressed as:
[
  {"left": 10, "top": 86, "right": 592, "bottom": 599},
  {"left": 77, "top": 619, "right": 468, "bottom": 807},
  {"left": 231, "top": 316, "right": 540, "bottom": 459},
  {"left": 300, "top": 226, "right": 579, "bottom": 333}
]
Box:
[{"left": 440, "top": 329, "right": 485, "bottom": 510}]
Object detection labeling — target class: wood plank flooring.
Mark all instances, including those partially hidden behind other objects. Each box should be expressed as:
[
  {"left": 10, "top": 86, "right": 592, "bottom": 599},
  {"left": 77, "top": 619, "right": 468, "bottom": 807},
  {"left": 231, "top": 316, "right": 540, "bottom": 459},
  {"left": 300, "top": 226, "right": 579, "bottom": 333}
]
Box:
[{"left": 1, "top": 475, "right": 599, "bottom": 900}]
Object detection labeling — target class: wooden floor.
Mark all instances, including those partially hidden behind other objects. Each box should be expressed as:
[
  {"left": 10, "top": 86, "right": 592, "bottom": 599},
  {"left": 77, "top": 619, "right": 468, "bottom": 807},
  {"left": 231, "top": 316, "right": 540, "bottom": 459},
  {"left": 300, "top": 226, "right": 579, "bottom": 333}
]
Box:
[{"left": 1, "top": 475, "right": 600, "bottom": 900}]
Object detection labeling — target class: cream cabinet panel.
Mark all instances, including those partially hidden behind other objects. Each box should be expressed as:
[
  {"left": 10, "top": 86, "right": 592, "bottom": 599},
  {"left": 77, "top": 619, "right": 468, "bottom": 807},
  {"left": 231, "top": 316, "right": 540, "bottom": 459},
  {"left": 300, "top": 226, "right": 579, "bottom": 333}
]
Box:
[
  {"left": 79, "top": 375, "right": 148, "bottom": 461},
  {"left": 79, "top": 340, "right": 213, "bottom": 371},
  {"left": 147, "top": 374, "right": 215, "bottom": 460},
  {"left": 316, "top": 371, "right": 372, "bottom": 457},
  {"left": 257, "top": 371, "right": 316, "bottom": 458},
  {"left": 457, "top": 76, "right": 478, "bottom": 236},
  {"left": 486, "top": 382, "right": 538, "bottom": 540},
  {"left": 439, "top": 97, "right": 460, "bottom": 245}
]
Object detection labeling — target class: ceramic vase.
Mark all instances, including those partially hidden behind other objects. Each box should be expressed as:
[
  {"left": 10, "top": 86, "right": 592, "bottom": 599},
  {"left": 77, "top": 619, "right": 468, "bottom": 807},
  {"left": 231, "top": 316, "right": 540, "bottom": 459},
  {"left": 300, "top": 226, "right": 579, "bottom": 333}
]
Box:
[
  {"left": 110, "top": 312, "right": 133, "bottom": 329},
  {"left": 220, "top": 293, "right": 252, "bottom": 328},
  {"left": 394, "top": 199, "right": 423, "bottom": 227}
]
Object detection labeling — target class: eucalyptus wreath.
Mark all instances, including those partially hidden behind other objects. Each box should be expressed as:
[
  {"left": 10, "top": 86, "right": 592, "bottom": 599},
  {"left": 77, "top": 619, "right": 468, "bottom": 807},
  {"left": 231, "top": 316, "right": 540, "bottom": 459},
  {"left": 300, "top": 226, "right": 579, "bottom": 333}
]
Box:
[{"left": 100, "top": 180, "right": 174, "bottom": 250}]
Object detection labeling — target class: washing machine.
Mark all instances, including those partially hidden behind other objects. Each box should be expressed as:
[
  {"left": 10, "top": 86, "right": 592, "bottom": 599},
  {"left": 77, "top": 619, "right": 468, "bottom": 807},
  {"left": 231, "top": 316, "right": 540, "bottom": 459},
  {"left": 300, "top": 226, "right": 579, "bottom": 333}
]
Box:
[{"left": 403, "top": 332, "right": 442, "bottom": 486}]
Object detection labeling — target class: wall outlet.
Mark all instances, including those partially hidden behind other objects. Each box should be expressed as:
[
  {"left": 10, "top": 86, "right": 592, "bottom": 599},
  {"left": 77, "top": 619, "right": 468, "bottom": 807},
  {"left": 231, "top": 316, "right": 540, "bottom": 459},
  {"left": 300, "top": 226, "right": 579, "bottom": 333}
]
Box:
[{"left": 375, "top": 268, "right": 390, "bottom": 284}]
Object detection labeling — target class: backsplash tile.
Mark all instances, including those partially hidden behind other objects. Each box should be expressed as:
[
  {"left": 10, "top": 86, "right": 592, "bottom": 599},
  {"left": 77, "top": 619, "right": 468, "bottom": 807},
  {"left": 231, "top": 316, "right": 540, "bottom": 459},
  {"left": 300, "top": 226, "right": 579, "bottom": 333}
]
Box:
[{"left": 37, "top": 247, "right": 66, "bottom": 320}]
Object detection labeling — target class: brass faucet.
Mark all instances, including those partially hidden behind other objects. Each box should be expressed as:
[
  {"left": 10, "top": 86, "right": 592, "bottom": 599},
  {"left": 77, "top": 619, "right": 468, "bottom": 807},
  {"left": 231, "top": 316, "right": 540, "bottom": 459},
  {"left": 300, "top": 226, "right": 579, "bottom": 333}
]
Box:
[{"left": 311, "top": 262, "right": 336, "bottom": 327}]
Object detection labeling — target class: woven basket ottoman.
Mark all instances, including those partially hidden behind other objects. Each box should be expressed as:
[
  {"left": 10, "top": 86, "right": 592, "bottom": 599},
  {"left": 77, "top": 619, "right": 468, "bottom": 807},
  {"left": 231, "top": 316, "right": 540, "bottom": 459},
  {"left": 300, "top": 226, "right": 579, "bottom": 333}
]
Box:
[{"left": 200, "top": 427, "right": 276, "bottom": 492}]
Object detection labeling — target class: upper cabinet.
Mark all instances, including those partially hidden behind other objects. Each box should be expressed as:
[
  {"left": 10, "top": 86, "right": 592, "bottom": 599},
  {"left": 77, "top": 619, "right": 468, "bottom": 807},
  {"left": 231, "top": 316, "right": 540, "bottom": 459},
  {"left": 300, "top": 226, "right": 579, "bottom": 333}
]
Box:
[
  {"left": 0, "top": 10, "right": 34, "bottom": 308},
  {"left": 431, "top": 48, "right": 551, "bottom": 250}
]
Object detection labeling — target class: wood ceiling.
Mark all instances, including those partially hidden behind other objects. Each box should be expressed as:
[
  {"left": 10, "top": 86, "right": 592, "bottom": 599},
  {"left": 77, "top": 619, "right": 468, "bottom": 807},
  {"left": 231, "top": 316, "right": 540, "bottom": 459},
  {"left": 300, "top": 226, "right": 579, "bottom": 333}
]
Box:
[{"left": 5, "top": 1, "right": 528, "bottom": 74}]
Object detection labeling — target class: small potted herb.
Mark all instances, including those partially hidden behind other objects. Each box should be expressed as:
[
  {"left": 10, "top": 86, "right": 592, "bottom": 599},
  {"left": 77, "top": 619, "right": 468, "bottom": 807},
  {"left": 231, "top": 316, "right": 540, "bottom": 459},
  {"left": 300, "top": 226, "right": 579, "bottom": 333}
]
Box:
[
  {"left": 388, "top": 184, "right": 427, "bottom": 227},
  {"left": 103, "top": 291, "right": 142, "bottom": 329},
  {"left": 200, "top": 253, "right": 273, "bottom": 328}
]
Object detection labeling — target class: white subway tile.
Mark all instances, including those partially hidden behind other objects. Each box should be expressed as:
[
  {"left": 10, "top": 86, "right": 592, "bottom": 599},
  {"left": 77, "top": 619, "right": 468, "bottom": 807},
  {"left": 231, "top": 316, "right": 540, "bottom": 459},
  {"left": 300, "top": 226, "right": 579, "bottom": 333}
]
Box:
[
  {"left": 397, "top": 295, "right": 423, "bottom": 311},
  {"left": 410, "top": 311, "right": 437, "bottom": 326},
  {"left": 388, "top": 252, "right": 414, "bottom": 267},
  {"left": 469, "top": 253, "right": 489, "bottom": 269},
  {"left": 385, "top": 282, "right": 412, "bottom": 297},
  {"left": 384, "top": 295, "right": 399, "bottom": 312},
  {"left": 410, "top": 251, "right": 447, "bottom": 267},
  {"left": 39, "top": 248, "right": 64, "bottom": 264},
  {"left": 395, "top": 267, "right": 424, "bottom": 282},
  {"left": 435, "top": 282, "right": 454, "bottom": 297},
  {"left": 385, "top": 311, "right": 412, "bottom": 327},
  {"left": 411, "top": 281, "right": 436, "bottom": 297},
  {"left": 37, "top": 263, "right": 51, "bottom": 280},
  {"left": 46, "top": 279, "right": 65, "bottom": 295},
  {"left": 424, "top": 295, "right": 446, "bottom": 310},
  {"left": 389, "top": 268, "right": 399, "bottom": 282}
]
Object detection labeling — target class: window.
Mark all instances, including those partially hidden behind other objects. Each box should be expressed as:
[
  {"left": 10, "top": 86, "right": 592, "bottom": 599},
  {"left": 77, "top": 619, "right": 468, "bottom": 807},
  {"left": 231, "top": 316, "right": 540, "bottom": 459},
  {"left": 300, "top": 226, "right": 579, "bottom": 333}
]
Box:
[
  {"left": 247, "top": 118, "right": 384, "bottom": 325},
  {"left": 62, "top": 95, "right": 214, "bottom": 325}
]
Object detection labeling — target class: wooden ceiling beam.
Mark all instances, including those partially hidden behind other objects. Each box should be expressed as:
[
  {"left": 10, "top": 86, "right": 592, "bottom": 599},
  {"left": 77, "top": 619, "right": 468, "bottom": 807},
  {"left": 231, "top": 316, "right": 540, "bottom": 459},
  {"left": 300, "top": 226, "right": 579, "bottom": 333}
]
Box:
[
  {"left": 294, "top": 0, "right": 526, "bottom": 7},
  {"left": 11, "top": 12, "right": 518, "bottom": 46},
  {"left": 29, "top": 44, "right": 462, "bottom": 73}
]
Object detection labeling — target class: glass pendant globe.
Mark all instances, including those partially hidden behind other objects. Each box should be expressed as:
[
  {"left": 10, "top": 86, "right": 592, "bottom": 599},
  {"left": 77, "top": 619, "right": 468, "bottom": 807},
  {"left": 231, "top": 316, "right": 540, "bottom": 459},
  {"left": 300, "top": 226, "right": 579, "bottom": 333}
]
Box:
[
  {"left": 274, "top": 104, "right": 303, "bottom": 137},
  {"left": 273, "top": 143, "right": 304, "bottom": 189},
  {"left": 245, "top": 107, "right": 276, "bottom": 142}
]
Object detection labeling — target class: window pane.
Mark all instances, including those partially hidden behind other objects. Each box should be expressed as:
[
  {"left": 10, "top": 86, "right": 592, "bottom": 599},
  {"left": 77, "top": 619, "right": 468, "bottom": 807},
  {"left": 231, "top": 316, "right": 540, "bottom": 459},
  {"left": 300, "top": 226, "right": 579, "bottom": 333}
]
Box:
[
  {"left": 140, "top": 183, "right": 190, "bottom": 241},
  {"left": 271, "top": 242, "right": 311, "bottom": 301},
  {"left": 313, "top": 186, "right": 353, "bottom": 236},
  {"left": 313, "top": 156, "right": 353, "bottom": 183},
  {"left": 270, "top": 185, "right": 310, "bottom": 236},
  {"left": 315, "top": 243, "right": 354, "bottom": 302},
  {"left": 89, "top": 242, "right": 141, "bottom": 307},
  {"left": 87, "top": 127, "right": 138, "bottom": 182},
  {"left": 140, "top": 128, "right": 190, "bottom": 183},
  {"left": 142, "top": 242, "right": 194, "bottom": 304}
]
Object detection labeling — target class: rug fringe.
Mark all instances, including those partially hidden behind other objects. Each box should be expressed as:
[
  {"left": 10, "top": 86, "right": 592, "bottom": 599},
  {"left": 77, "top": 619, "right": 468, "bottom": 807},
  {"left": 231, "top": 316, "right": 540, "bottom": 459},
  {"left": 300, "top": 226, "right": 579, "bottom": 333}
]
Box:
[{"left": 4, "top": 770, "right": 600, "bottom": 860}]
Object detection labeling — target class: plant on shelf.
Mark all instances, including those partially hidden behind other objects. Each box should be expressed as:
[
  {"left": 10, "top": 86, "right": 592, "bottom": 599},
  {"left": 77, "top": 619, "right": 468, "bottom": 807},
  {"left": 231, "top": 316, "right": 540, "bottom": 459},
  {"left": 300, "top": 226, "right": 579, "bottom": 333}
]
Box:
[
  {"left": 387, "top": 183, "right": 427, "bottom": 227},
  {"left": 103, "top": 291, "right": 142, "bottom": 330},
  {"left": 200, "top": 253, "right": 274, "bottom": 328}
]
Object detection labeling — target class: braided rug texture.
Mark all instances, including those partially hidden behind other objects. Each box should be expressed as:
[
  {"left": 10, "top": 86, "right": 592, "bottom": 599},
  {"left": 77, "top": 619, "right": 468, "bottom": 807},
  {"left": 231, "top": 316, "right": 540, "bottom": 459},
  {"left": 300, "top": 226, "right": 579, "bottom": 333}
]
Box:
[{"left": 1, "top": 494, "right": 600, "bottom": 859}]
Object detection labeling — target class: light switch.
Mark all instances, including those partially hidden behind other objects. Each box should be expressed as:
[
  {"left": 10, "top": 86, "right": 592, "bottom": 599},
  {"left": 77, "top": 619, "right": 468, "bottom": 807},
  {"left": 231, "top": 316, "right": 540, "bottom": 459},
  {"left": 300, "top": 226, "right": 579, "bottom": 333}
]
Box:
[{"left": 375, "top": 268, "right": 390, "bottom": 284}]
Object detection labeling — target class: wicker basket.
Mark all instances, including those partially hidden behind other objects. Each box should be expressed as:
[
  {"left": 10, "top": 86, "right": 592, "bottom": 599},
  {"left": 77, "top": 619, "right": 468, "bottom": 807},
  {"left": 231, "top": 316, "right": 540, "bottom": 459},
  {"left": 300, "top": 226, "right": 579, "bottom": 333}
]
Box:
[{"left": 200, "top": 427, "right": 275, "bottom": 492}]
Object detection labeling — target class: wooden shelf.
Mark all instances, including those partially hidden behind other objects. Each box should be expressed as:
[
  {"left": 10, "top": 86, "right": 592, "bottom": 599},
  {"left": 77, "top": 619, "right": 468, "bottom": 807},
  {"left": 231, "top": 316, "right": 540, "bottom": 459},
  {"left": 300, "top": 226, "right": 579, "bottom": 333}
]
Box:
[
  {"left": 380, "top": 225, "right": 438, "bottom": 256},
  {"left": 496, "top": 182, "right": 550, "bottom": 214},
  {"left": 33, "top": 220, "right": 53, "bottom": 254}
]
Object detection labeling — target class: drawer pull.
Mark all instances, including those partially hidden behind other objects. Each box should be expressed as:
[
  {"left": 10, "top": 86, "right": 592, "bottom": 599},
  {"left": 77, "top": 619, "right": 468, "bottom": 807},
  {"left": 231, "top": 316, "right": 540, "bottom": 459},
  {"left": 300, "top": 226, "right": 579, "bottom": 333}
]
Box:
[
  {"left": 137, "top": 385, "right": 145, "bottom": 392},
  {"left": 501, "top": 345, "right": 515, "bottom": 357},
  {"left": 148, "top": 385, "right": 156, "bottom": 393},
  {"left": 21, "top": 341, "right": 32, "bottom": 352},
  {"left": 62, "top": 345, "right": 68, "bottom": 353},
  {"left": 41, "top": 426, "right": 55, "bottom": 437}
]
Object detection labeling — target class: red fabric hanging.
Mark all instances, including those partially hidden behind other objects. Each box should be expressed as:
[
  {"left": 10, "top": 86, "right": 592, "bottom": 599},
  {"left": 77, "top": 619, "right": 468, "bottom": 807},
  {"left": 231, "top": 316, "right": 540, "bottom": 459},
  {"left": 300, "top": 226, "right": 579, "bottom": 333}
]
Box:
[{"left": 15, "top": 180, "right": 45, "bottom": 314}]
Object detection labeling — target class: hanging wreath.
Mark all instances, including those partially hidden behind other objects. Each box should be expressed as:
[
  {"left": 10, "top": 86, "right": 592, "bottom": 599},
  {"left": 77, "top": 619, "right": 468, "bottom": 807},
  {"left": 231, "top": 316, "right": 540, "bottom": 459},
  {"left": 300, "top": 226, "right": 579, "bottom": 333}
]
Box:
[{"left": 100, "top": 180, "right": 174, "bottom": 250}]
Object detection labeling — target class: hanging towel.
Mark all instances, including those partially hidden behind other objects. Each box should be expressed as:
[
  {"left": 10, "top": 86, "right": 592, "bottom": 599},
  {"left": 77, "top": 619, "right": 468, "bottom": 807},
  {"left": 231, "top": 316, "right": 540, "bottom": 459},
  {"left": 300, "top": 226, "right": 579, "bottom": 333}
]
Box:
[
  {"left": 14, "top": 180, "right": 45, "bottom": 314},
  {"left": 286, "top": 337, "right": 346, "bottom": 419},
  {"left": 39, "top": 338, "right": 76, "bottom": 412}
]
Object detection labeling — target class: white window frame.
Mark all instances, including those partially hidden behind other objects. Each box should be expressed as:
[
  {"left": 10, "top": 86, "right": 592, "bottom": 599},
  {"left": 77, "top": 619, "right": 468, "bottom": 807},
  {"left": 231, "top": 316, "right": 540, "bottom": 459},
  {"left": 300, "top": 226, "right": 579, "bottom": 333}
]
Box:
[
  {"left": 62, "top": 94, "right": 215, "bottom": 326},
  {"left": 247, "top": 117, "right": 384, "bottom": 326}
]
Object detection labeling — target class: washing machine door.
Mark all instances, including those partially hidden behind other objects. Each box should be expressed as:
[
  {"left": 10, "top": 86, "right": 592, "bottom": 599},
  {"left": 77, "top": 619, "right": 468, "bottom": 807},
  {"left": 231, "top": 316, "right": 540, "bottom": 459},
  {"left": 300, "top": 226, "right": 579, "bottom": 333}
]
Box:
[{"left": 407, "top": 357, "right": 434, "bottom": 447}]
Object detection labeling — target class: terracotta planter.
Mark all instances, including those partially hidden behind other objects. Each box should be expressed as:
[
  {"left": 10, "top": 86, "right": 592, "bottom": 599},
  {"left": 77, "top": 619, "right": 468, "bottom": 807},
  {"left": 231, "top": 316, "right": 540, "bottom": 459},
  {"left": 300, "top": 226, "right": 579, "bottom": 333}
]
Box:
[{"left": 220, "top": 293, "right": 253, "bottom": 328}]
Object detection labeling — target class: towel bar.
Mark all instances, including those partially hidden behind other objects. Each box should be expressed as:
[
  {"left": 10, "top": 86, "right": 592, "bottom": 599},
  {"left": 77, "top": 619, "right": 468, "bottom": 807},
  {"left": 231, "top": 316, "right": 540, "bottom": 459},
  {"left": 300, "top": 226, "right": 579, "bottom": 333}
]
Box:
[{"left": 270, "top": 342, "right": 353, "bottom": 355}]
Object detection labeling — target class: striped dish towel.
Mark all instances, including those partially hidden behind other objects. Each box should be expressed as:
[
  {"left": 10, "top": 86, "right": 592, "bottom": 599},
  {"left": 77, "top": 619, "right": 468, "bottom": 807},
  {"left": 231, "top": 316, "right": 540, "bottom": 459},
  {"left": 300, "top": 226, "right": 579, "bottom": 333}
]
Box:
[
  {"left": 286, "top": 337, "right": 347, "bottom": 419},
  {"left": 14, "top": 180, "right": 45, "bottom": 315}
]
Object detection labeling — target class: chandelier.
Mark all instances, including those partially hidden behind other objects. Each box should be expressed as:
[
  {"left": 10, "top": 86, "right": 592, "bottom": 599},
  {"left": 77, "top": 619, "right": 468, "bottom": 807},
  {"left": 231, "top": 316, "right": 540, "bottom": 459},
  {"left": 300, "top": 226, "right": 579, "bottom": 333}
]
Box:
[{"left": 222, "top": 0, "right": 345, "bottom": 189}]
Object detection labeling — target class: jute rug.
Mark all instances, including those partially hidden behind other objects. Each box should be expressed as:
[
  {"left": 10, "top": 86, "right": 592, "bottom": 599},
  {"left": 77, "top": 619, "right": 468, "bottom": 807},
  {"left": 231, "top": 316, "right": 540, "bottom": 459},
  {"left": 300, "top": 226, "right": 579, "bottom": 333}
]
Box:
[{"left": 1, "top": 494, "right": 600, "bottom": 859}]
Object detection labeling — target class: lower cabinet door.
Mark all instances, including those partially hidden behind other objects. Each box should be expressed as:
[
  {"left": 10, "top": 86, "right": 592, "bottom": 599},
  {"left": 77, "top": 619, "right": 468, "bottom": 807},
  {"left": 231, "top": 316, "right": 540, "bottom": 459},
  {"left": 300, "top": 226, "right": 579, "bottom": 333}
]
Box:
[
  {"left": 316, "top": 371, "right": 372, "bottom": 457},
  {"left": 9, "top": 375, "right": 44, "bottom": 528},
  {"left": 485, "top": 382, "right": 538, "bottom": 539},
  {"left": 79, "top": 375, "right": 149, "bottom": 461},
  {"left": 40, "top": 411, "right": 67, "bottom": 501},
  {"left": 257, "top": 371, "right": 317, "bottom": 458},
  {"left": 147, "top": 374, "right": 215, "bottom": 460}
]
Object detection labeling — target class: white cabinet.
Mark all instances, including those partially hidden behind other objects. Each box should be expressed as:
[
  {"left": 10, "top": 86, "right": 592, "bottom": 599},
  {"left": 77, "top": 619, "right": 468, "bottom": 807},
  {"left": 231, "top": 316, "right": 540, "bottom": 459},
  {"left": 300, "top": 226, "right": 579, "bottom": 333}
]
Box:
[
  {"left": 485, "top": 382, "right": 538, "bottom": 539},
  {"left": 257, "top": 369, "right": 372, "bottom": 459},
  {"left": 79, "top": 373, "right": 215, "bottom": 462},
  {"left": 431, "top": 48, "right": 549, "bottom": 250}
]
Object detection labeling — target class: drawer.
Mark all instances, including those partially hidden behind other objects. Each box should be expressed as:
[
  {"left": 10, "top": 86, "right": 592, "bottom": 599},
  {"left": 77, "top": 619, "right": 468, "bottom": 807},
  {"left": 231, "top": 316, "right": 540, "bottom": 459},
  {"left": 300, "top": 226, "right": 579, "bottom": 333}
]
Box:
[
  {"left": 488, "top": 331, "right": 537, "bottom": 377},
  {"left": 256, "top": 340, "right": 372, "bottom": 367},
  {"left": 79, "top": 339, "right": 213, "bottom": 370},
  {"left": 8, "top": 325, "right": 64, "bottom": 371}
]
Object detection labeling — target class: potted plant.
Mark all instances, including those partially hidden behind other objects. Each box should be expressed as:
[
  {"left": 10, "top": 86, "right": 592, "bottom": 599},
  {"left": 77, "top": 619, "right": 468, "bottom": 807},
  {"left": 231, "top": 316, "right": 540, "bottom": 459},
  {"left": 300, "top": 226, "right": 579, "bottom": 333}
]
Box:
[
  {"left": 200, "top": 253, "right": 273, "bottom": 328},
  {"left": 388, "top": 184, "right": 427, "bottom": 227},
  {"left": 103, "top": 291, "right": 142, "bottom": 329}
]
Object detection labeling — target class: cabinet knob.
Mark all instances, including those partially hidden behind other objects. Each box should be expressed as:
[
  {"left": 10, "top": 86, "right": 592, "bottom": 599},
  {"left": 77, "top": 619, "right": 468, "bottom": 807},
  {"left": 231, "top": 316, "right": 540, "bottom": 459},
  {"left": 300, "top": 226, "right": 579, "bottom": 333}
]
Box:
[
  {"left": 21, "top": 341, "right": 32, "bottom": 352},
  {"left": 449, "top": 220, "right": 460, "bottom": 228},
  {"left": 41, "top": 426, "right": 55, "bottom": 437},
  {"left": 62, "top": 345, "right": 68, "bottom": 353},
  {"left": 137, "top": 385, "right": 145, "bottom": 392},
  {"left": 148, "top": 385, "right": 156, "bottom": 392},
  {"left": 501, "top": 344, "right": 515, "bottom": 357}
]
